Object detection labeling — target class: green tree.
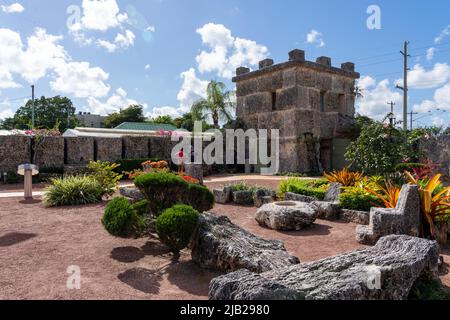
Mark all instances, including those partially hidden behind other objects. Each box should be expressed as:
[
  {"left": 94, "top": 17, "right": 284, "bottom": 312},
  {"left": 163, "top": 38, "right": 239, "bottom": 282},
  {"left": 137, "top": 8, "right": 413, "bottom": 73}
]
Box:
[
  {"left": 191, "top": 80, "right": 235, "bottom": 129},
  {"left": 345, "top": 119, "right": 424, "bottom": 175},
  {"left": 1, "top": 96, "right": 78, "bottom": 131},
  {"left": 151, "top": 115, "right": 176, "bottom": 126},
  {"left": 104, "top": 104, "right": 145, "bottom": 128},
  {"left": 174, "top": 112, "right": 212, "bottom": 132}
]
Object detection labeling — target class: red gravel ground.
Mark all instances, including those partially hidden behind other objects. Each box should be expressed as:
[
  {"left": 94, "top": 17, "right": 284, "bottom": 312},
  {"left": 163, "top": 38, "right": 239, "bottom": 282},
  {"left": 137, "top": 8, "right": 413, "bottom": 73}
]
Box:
[{"left": 0, "top": 178, "right": 448, "bottom": 300}]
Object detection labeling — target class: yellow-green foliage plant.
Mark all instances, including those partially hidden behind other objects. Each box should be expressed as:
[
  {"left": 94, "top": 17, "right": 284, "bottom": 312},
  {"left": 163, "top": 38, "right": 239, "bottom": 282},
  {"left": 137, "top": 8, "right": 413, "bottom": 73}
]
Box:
[
  {"left": 405, "top": 172, "right": 450, "bottom": 237},
  {"left": 324, "top": 167, "right": 365, "bottom": 187},
  {"left": 364, "top": 180, "right": 401, "bottom": 209}
]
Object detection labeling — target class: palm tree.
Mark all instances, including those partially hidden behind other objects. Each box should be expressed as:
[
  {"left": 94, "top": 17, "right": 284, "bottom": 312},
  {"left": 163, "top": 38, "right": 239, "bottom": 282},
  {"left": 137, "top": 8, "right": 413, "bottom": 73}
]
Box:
[{"left": 191, "top": 80, "right": 235, "bottom": 129}]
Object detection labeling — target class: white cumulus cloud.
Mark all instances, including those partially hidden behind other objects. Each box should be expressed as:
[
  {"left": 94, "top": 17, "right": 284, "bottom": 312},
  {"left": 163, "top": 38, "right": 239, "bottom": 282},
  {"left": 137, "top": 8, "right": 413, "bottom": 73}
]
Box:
[
  {"left": 96, "top": 29, "right": 136, "bottom": 52},
  {"left": 356, "top": 76, "right": 402, "bottom": 119},
  {"left": 69, "top": 0, "right": 128, "bottom": 33},
  {"left": 396, "top": 63, "right": 450, "bottom": 89},
  {"left": 306, "top": 29, "right": 325, "bottom": 48},
  {"left": 177, "top": 68, "right": 208, "bottom": 111},
  {"left": 0, "top": 27, "right": 111, "bottom": 100},
  {"left": 50, "top": 62, "right": 110, "bottom": 98},
  {"left": 1, "top": 2, "right": 24, "bottom": 13},
  {"left": 86, "top": 88, "right": 144, "bottom": 115},
  {"left": 195, "top": 23, "right": 268, "bottom": 79}
]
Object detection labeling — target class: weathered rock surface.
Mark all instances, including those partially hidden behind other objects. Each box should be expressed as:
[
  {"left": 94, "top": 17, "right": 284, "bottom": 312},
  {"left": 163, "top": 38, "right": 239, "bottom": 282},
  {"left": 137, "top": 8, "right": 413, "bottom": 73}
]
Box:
[
  {"left": 119, "top": 187, "right": 145, "bottom": 203},
  {"left": 213, "top": 187, "right": 232, "bottom": 204},
  {"left": 356, "top": 185, "right": 421, "bottom": 245},
  {"left": 232, "top": 191, "right": 254, "bottom": 206},
  {"left": 255, "top": 201, "right": 318, "bottom": 231},
  {"left": 191, "top": 213, "right": 300, "bottom": 273},
  {"left": 253, "top": 189, "right": 276, "bottom": 208},
  {"left": 309, "top": 182, "right": 343, "bottom": 220},
  {"left": 311, "top": 201, "right": 341, "bottom": 220},
  {"left": 284, "top": 192, "right": 317, "bottom": 203},
  {"left": 323, "top": 182, "right": 342, "bottom": 202},
  {"left": 254, "top": 196, "right": 275, "bottom": 208},
  {"left": 209, "top": 235, "right": 440, "bottom": 300},
  {"left": 340, "top": 209, "right": 370, "bottom": 225}
]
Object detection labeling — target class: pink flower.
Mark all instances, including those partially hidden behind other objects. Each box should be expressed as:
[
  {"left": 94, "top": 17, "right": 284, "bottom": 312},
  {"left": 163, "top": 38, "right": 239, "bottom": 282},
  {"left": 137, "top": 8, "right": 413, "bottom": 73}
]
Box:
[{"left": 383, "top": 123, "right": 390, "bottom": 129}]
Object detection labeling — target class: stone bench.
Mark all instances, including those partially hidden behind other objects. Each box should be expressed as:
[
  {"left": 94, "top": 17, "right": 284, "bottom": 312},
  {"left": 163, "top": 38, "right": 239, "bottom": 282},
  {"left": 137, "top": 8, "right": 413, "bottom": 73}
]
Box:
[
  {"left": 356, "top": 185, "right": 421, "bottom": 245},
  {"left": 256, "top": 201, "right": 318, "bottom": 231},
  {"left": 209, "top": 235, "right": 440, "bottom": 300},
  {"left": 191, "top": 213, "right": 300, "bottom": 273}
]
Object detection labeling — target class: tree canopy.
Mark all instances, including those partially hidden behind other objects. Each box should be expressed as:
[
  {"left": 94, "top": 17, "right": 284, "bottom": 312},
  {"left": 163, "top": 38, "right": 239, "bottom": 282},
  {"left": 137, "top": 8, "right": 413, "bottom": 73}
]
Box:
[
  {"left": 0, "top": 96, "right": 78, "bottom": 132},
  {"left": 104, "top": 104, "right": 146, "bottom": 128},
  {"left": 191, "top": 80, "right": 235, "bottom": 129}
]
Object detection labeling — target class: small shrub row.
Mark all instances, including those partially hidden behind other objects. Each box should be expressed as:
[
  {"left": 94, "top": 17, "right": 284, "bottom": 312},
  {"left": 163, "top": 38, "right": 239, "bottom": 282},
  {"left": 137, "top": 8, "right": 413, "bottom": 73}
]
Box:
[
  {"left": 113, "top": 158, "right": 163, "bottom": 175},
  {"left": 277, "top": 178, "right": 327, "bottom": 200},
  {"left": 339, "top": 191, "right": 383, "bottom": 212}
]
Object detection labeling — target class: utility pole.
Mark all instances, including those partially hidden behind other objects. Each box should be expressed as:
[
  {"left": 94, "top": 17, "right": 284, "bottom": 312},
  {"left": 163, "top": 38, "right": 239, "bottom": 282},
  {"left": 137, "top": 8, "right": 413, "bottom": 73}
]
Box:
[
  {"left": 396, "top": 41, "right": 410, "bottom": 131},
  {"left": 387, "top": 101, "right": 396, "bottom": 126},
  {"left": 31, "top": 85, "right": 35, "bottom": 129},
  {"left": 409, "top": 111, "right": 418, "bottom": 130}
]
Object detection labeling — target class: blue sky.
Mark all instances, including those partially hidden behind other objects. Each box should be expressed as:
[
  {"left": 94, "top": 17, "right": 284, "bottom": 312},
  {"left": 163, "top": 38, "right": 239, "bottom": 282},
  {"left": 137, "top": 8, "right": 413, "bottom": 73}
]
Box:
[{"left": 0, "top": 0, "right": 449, "bottom": 128}]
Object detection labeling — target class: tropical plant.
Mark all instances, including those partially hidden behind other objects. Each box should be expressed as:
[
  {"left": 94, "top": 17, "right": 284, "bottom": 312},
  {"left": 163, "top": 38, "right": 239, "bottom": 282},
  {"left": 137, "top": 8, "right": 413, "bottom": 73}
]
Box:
[
  {"left": 323, "top": 168, "right": 365, "bottom": 187},
  {"left": 102, "top": 197, "right": 145, "bottom": 238},
  {"left": 44, "top": 176, "right": 102, "bottom": 207},
  {"left": 88, "top": 161, "right": 122, "bottom": 197},
  {"left": 191, "top": 80, "right": 235, "bottom": 129},
  {"left": 364, "top": 180, "right": 401, "bottom": 209},
  {"left": 405, "top": 172, "right": 450, "bottom": 238},
  {"left": 155, "top": 205, "right": 199, "bottom": 254}
]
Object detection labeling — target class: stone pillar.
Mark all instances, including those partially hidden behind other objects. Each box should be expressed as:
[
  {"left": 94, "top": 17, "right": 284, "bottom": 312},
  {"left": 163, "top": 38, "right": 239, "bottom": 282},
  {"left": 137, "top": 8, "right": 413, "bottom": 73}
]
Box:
[
  {"left": 259, "top": 59, "right": 274, "bottom": 69},
  {"left": 341, "top": 62, "right": 355, "bottom": 72},
  {"left": 288, "top": 49, "right": 305, "bottom": 61},
  {"left": 236, "top": 67, "right": 250, "bottom": 75},
  {"left": 316, "top": 56, "right": 332, "bottom": 67}
]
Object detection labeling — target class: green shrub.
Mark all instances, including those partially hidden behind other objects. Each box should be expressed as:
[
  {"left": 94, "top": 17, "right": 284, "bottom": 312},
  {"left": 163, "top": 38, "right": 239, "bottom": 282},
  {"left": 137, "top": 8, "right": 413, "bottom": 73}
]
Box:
[
  {"left": 226, "top": 181, "right": 256, "bottom": 192},
  {"left": 339, "top": 191, "right": 383, "bottom": 212},
  {"left": 44, "top": 175, "right": 102, "bottom": 207},
  {"left": 88, "top": 160, "right": 123, "bottom": 197},
  {"left": 184, "top": 184, "right": 215, "bottom": 212},
  {"left": 134, "top": 171, "right": 188, "bottom": 215},
  {"left": 409, "top": 279, "right": 450, "bottom": 300},
  {"left": 131, "top": 199, "right": 150, "bottom": 216},
  {"left": 113, "top": 158, "right": 162, "bottom": 175},
  {"left": 155, "top": 205, "right": 199, "bottom": 253},
  {"left": 102, "top": 197, "right": 144, "bottom": 238},
  {"left": 277, "top": 178, "right": 327, "bottom": 200}
]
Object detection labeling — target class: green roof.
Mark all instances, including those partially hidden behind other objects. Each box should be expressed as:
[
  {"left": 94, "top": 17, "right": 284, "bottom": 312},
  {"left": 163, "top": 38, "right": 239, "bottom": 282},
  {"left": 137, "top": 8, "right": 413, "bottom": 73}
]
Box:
[{"left": 115, "top": 122, "right": 177, "bottom": 131}]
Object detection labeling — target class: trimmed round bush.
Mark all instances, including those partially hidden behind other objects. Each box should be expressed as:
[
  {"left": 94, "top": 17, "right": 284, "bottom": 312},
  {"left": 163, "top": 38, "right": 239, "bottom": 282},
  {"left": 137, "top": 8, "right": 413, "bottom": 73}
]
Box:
[
  {"left": 44, "top": 175, "right": 102, "bottom": 207},
  {"left": 134, "top": 172, "right": 188, "bottom": 215},
  {"left": 131, "top": 199, "right": 150, "bottom": 216},
  {"left": 102, "top": 197, "right": 144, "bottom": 238},
  {"left": 184, "top": 184, "right": 215, "bottom": 213},
  {"left": 155, "top": 205, "right": 199, "bottom": 253}
]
